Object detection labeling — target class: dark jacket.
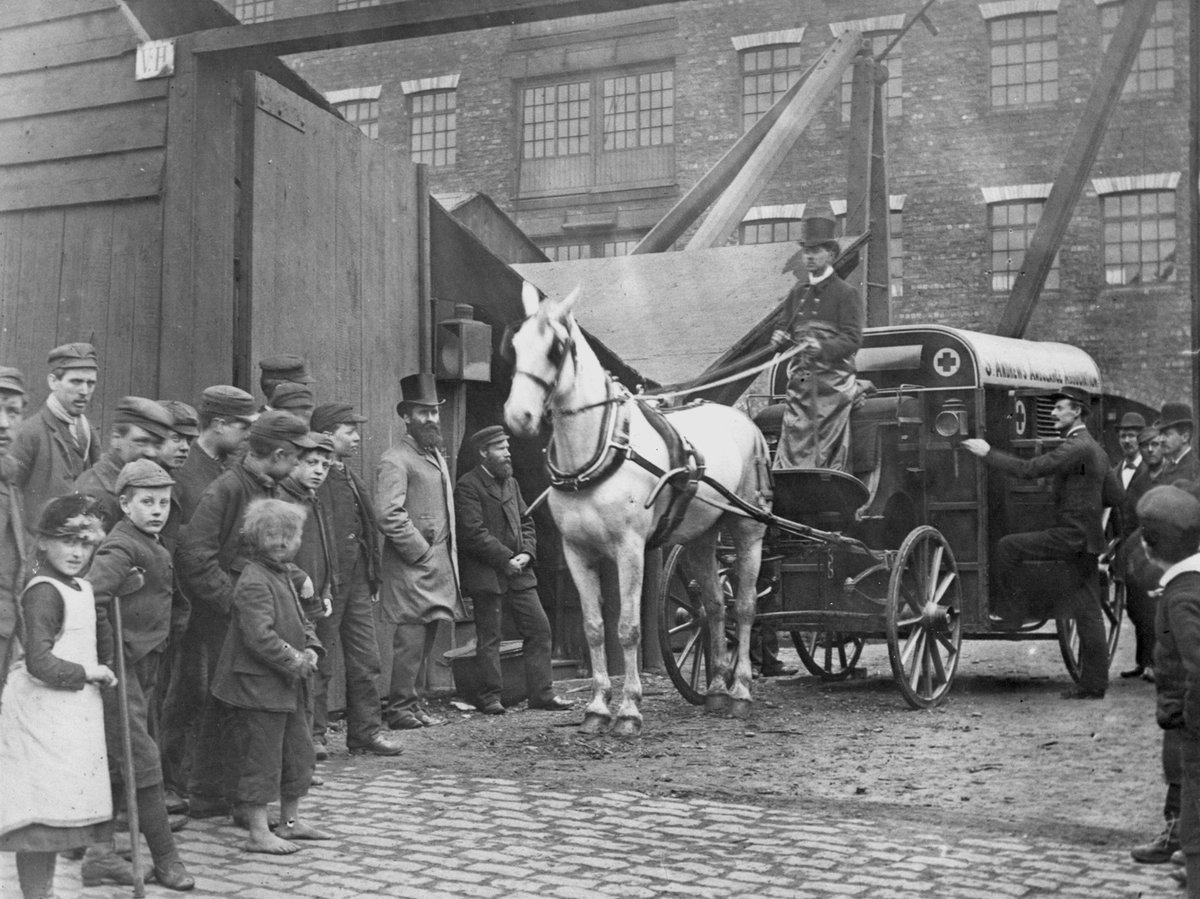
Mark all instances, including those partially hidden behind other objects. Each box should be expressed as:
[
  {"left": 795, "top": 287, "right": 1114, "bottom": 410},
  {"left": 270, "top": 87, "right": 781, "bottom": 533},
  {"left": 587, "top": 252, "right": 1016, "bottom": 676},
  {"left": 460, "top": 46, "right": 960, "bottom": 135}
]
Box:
[
  {"left": 73, "top": 451, "right": 124, "bottom": 532},
  {"left": 455, "top": 465, "right": 538, "bottom": 596},
  {"left": 210, "top": 556, "right": 323, "bottom": 713},
  {"left": 174, "top": 442, "right": 228, "bottom": 525},
  {"left": 1155, "top": 559, "right": 1200, "bottom": 733},
  {"left": 1163, "top": 447, "right": 1200, "bottom": 491},
  {"left": 11, "top": 404, "right": 99, "bottom": 529},
  {"left": 776, "top": 271, "right": 864, "bottom": 369},
  {"left": 87, "top": 518, "right": 174, "bottom": 665},
  {"left": 0, "top": 471, "right": 26, "bottom": 641},
  {"left": 1120, "top": 460, "right": 1155, "bottom": 536},
  {"left": 318, "top": 462, "right": 381, "bottom": 594},
  {"left": 280, "top": 477, "right": 336, "bottom": 618},
  {"left": 983, "top": 425, "right": 1111, "bottom": 554}
]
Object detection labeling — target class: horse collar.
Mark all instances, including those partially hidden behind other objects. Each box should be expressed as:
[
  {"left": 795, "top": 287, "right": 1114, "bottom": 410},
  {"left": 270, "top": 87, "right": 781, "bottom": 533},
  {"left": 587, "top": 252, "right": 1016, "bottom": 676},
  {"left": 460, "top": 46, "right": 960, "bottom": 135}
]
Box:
[{"left": 545, "top": 383, "right": 632, "bottom": 492}]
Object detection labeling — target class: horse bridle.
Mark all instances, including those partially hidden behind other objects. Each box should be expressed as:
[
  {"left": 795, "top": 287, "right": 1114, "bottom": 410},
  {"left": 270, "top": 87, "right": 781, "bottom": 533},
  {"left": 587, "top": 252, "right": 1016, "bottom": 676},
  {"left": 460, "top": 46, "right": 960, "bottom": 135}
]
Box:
[{"left": 504, "top": 315, "right": 619, "bottom": 418}]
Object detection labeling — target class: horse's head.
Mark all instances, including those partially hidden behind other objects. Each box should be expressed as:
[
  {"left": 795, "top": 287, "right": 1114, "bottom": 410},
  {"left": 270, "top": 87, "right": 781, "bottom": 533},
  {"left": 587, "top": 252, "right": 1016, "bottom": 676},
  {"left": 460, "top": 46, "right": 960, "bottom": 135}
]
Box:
[{"left": 503, "top": 283, "right": 579, "bottom": 436}]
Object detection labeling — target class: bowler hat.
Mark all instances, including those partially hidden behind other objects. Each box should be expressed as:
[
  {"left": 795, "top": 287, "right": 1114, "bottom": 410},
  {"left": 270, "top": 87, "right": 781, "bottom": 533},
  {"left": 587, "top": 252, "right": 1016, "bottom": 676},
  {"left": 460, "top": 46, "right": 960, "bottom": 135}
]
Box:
[
  {"left": 199, "top": 385, "right": 258, "bottom": 422},
  {"left": 799, "top": 216, "right": 840, "bottom": 250},
  {"left": 36, "top": 494, "right": 104, "bottom": 539},
  {"left": 113, "top": 397, "right": 175, "bottom": 441},
  {"left": 471, "top": 425, "right": 508, "bottom": 451},
  {"left": 47, "top": 342, "right": 98, "bottom": 371},
  {"left": 1117, "top": 411, "right": 1147, "bottom": 431},
  {"left": 1158, "top": 402, "right": 1195, "bottom": 433},
  {"left": 0, "top": 366, "right": 25, "bottom": 395},
  {"left": 396, "top": 373, "right": 443, "bottom": 415},
  {"left": 311, "top": 402, "right": 367, "bottom": 434},
  {"left": 116, "top": 458, "right": 175, "bottom": 494},
  {"left": 251, "top": 410, "right": 318, "bottom": 450},
  {"left": 270, "top": 382, "right": 315, "bottom": 411},
  {"left": 157, "top": 399, "right": 199, "bottom": 437},
  {"left": 1048, "top": 385, "right": 1092, "bottom": 413},
  {"left": 258, "top": 354, "right": 313, "bottom": 384},
  {"left": 1137, "top": 485, "right": 1200, "bottom": 535}
]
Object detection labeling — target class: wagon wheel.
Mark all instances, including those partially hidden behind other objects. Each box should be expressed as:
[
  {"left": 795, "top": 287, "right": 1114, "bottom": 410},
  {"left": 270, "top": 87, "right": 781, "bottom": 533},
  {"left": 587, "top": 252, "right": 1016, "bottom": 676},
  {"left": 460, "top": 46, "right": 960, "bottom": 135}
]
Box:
[
  {"left": 657, "top": 545, "right": 723, "bottom": 705},
  {"left": 886, "top": 526, "right": 963, "bottom": 709},
  {"left": 790, "top": 630, "right": 865, "bottom": 680},
  {"left": 1056, "top": 564, "right": 1126, "bottom": 683}
]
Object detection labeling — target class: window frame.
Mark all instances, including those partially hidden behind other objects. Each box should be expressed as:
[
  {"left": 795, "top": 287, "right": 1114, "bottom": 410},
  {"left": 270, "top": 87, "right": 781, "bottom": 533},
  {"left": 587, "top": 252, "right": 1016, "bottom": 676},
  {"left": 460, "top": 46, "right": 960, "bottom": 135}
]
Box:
[
  {"left": 987, "top": 11, "right": 1059, "bottom": 108},
  {"left": 739, "top": 44, "right": 804, "bottom": 132},
  {"left": 987, "top": 199, "right": 1060, "bottom": 293},
  {"left": 408, "top": 88, "right": 457, "bottom": 167},
  {"left": 839, "top": 32, "right": 903, "bottom": 122},
  {"left": 234, "top": 0, "right": 274, "bottom": 24},
  {"left": 1100, "top": 189, "right": 1177, "bottom": 287},
  {"left": 1098, "top": 0, "right": 1174, "bottom": 97}
]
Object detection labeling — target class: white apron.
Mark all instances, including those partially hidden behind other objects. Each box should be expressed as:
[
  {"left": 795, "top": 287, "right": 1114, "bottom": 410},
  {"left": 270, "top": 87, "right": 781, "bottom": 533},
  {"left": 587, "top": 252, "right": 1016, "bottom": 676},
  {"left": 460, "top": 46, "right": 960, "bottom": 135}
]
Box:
[{"left": 0, "top": 576, "right": 111, "bottom": 835}]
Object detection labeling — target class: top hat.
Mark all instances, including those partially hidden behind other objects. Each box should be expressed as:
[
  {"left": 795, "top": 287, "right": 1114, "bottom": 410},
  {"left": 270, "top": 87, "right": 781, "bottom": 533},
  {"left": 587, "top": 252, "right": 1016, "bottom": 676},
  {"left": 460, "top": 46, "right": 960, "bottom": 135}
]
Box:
[
  {"left": 799, "top": 216, "right": 840, "bottom": 249},
  {"left": 396, "top": 373, "right": 443, "bottom": 415},
  {"left": 1158, "top": 402, "right": 1195, "bottom": 432},
  {"left": 1048, "top": 385, "right": 1092, "bottom": 413},
  {"left": 1117, "top": 411, "right": 1147, "bottom": 431}
]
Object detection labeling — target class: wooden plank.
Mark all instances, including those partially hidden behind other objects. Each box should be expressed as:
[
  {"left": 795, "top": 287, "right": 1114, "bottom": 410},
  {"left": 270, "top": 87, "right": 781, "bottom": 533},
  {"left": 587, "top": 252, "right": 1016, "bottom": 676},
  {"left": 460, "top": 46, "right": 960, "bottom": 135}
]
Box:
[
  {"left": 190, "top": 0, "right": 684, "bottom": 57},
  {"left": 58, "top": 204, "right": 116, "bottom": 350},
  {"left": 0, "top": 147, "right": 163, "bottom": 212},
  {"left": 15, "top": 209, "right": 67, "bottom": 408},
  {"left": 0, "top": 102, "right": 166, "bottom": 167},
  {"left": 0, "top": 9, "right": 136, "bottom": 77},
  {"left": 332, "top": 109, "right": 363, "bottom": 411},
  {"left": 0, "top": 0, "right": 113, "bottom": 32},
  {"left": 685, "top": 31, "right": 861, "bottom": 250},
  {"left": 126, "top": 201, "right": 164, "bottom": 399},
  {"left": 0, "top": 213, "right": 24, "bottom": 364},
  {"left": 996, "top": 0, "right": 1158, "bottom": 338},
  {"left": 0, "top": 55, "right": 167, "bottom": 122}
]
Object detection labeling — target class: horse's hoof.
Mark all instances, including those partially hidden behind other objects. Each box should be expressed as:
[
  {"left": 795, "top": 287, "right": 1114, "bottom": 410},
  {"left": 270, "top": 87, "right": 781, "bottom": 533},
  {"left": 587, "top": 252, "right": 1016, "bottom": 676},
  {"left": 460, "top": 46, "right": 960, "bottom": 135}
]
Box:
[
  {"left": 612, "top": 717, "right": 642, "bottom": 739},
  {"left": 579, "top": 713, "right": 611, "bottom": 735},
  {"left": 729, "top": 698, "right": 753, "bottom": 719},
  {"left": 704, "top": 693, "right": 730, "bottom": 714}
]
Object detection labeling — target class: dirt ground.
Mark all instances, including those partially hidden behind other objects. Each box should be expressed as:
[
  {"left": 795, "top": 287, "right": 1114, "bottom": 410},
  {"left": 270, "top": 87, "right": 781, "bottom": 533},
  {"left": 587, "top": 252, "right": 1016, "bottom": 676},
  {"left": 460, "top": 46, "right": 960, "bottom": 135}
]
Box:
[{"left": 338, "top": 625, "right": 1165, "bottom": 850}]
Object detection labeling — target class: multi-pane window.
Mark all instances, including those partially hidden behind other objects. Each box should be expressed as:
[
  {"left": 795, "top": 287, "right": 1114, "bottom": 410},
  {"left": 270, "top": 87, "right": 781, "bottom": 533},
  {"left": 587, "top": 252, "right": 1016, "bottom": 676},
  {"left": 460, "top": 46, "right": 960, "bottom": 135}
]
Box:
[
  {"left": 988, "top": 13, "right": 1058, "bottom": 107},
  {"left": 336, "top": 0, "right": 379, "bottom": 8},
  {"left": 409, "top": 89, "right": 456, "bottom": 166},
  {"left": 889, "top": 210, "right": 904, "bottom": 299},
  {"left": 234, "top": 0, "right": 273, "bottom": 23},
  {"left": 741, "top": 45, "right": 803, "bottom": 131},
  {"left": 521, "top": 82, "right": 590, "bottom": 159},
  {"left": 539, "top": 243, "right": 592, "bottom": 261},
  {"left": 602, "top": 71, "right": 674, "bottom": 150},
  {"left": 1102, "top": 190, "right": 1176, "bottom": 285},
  {"left": 1100, "top": 1, "right": 1174, "bottom": 96},
  {"left": 840, "top": 33, "right": 903, "bottom": 121},
  {"left": 602, "top": 238, "right": 641, "bottom": 257},
  {"left": 334, "top": 98, "right": 379, "bottom": 140},
  {"left": 740, "top": 219, "right": 804, "bottom": 245},
  {"left": 539, "top": 234, "right": 645, "bottom": 259},
  {"left": 988, "top": 200, "right": 1059, "bottom": 291}
]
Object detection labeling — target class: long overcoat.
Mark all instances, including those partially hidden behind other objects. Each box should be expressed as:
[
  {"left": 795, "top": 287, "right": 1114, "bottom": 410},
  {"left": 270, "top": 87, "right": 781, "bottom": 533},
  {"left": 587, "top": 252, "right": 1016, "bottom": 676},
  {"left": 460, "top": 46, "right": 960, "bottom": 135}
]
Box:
[{"left": 374, "top": 435, "right": 461, "bottom": 624}]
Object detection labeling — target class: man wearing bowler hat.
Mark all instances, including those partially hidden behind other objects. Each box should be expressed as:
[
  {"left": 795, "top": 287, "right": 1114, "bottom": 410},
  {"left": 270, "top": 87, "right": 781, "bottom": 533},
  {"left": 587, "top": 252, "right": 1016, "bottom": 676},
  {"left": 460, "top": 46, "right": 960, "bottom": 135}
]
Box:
[
  {"left": 455, "top": 426, "right": 572, "bottom": 715},
  {"left": 963, "top": 386, "right": 1112, "bottom": 699},
  {"left": 374, "top": 373, "right": 461, "bottom": 730},
  {"left": 0, "top": 366, "right": 26, "bottom": 698},
  {"left": 10, "top": 342, "right": 101, "bottom": 527},
  {"left": 1159, "top": 402, "right": 1200, "bottom": 489},
  {"left": 769, "top": 215, "right": 865, "bottom": 471}
]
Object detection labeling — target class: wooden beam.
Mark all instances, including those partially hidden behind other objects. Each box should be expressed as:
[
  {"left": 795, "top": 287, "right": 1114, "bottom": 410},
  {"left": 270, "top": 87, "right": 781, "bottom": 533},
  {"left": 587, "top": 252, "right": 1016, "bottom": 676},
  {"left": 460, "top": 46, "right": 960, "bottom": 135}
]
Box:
[
  {"left": 189, "top": 0, "right": 685, "bottom": 57},
  {"left": 683, "top": 32, "right": 861, "bottom": 251},
  {"left": 631, "top": 58, "right": 816, "bottom": 254},
  {"left": 865, "top": 81, "right": 892, "bottom": 327},
  {"left": 995, "top": 0, "right": 1157, "bottom": 338},
  {"left": 841, "top": 50, "right": 876, "bottom": 298}
]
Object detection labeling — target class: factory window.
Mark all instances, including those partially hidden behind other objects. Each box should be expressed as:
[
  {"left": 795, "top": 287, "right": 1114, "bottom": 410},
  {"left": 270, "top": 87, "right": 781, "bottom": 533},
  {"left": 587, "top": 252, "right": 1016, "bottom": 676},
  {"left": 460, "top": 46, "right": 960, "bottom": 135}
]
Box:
[
  {"left": 840, "top": 33, "right": 903, "bottom": 121},
  {"left": 234, "top": 0, "right": 273, "bottom": 23},
  {"left": 889, "top": 209, "right": 904, "bottom": 299},
  {"left": 988, "top": 12, "right": 1058, "bottom": 107},
  {"left": 740, "top": 45, "right": 804, "bottom": 131},
  {"left": 1099, "top": 0, "right": 1174, "bottom": 96},
  {"left": 988, "top": 200, "right": 1059, "bottom": 291},
  {"left": 409, "top": 89, "right": 457, "bottom": 166},
  {"left": 1101, "top": 190, "right": 1176, "bottom": 285},
  {"left": 335, "top": 98, "right": 379, "bottom": 139},
  {"left": 741, "top": 219, "right": 805, "bottom": 245},
  {"left": 539, "top": 233, "right": 646, "bottom": 259},
  {"left": 540, "top": 243, "right": 592, "bottom": 261},
  {"left": 336, "top": 0, "right": 379, "bottom": 8},
  {"left": 519, "top": 67, "right": 675, "bottom": 196},
  {"left": 601, "top": 237, "right": 642, "bottom": 257}
]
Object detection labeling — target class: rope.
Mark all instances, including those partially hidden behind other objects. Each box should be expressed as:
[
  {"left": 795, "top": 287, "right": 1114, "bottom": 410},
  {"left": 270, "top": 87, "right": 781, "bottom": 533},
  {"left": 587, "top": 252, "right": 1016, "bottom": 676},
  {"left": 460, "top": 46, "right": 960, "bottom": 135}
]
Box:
[{"left": 639, "top": 342, "right": 805, "bottom": 402}]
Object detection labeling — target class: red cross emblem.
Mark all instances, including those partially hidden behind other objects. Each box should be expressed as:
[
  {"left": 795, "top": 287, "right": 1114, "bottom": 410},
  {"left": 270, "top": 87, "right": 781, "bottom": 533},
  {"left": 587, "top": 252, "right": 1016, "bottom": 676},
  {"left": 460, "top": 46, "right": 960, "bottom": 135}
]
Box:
[{"left": 934, "top": 348, "right": 961, "bottom": 377}]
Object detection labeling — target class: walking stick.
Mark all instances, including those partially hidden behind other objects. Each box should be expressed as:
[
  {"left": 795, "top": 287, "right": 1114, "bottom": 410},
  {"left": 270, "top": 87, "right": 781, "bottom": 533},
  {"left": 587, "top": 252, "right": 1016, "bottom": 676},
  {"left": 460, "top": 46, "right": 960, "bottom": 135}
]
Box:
[{"left": 113, "top": 568, "right": 147, "bottom": 899}]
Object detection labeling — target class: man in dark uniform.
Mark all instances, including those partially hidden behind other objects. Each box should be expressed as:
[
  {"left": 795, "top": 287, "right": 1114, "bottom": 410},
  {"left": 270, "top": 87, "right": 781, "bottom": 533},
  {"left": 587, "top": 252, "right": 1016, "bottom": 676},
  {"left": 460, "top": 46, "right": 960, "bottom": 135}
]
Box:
[
  {"left": 769, "top": 215, "right": 865, "bottom": 471},
  {"left": 962, "top": 386, "right": 1111, "bottom": 699},
  {"left": 1111, "top": 413, "right": 1157, "bottom": 681},
  {"left": 0, "top": 366, "right": 26, "bottom": 697},
  {"left": 1159, "top": 403, "right": 1200, "bottom": 488},
  {"left": 454, "top": 426, "right": 572, "bottom": 715}
]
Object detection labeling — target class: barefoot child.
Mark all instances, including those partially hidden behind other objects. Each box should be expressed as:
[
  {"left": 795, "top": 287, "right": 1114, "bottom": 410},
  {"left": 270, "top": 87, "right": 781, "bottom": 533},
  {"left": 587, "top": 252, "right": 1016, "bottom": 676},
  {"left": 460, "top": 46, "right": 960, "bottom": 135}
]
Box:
[
  {"left": 211, "top": 498, "right": 330, "bottom": 853},
  {"left": 0, "top": 495, "right": 115, "bottom": 899}
]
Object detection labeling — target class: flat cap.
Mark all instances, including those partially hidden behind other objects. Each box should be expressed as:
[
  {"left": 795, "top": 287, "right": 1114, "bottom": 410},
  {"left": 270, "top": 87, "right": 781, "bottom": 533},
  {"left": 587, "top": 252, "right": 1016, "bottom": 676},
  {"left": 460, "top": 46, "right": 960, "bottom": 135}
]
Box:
[
  {"left": 1137, "top": 485, "right": 1200, "bottom": 535},
  {"left": 252, "top": 410, "right": 318, "bottom": 449},
  {"left": 1139, "top": 425, "right": 1160, "bottom": 445},
  {"left": 116, "top": 458, "right": 175, "bottom": 494},
  {"left": 0, "top": 366, "right": 25, "bottom": 395},
  {"left": 1117, "top": 412, "right": 1147, "bottom": 431},
  {"left": 270, "top": 382, "right": 315, "bottom": 411},
  {"left": 1048, "top": 385, "right": 1091, "bottom": 412},
  {"left": 307, "top": 432, "right": 335, "bottom": 454},
  {"left": 199, "top": 385, "right": 258, "bottom": 422},
  {"left": 114, "top": 396, "right": 174, "bottom": 441},
  {"left": 157, "top": 399, "right": 199, "bottom": 437},
  {"left": 37, "top": 494, "right": 104, "bottom": 540},
  {"left": 258, "top": 354, "right": 313, "bottom": 384},
  {"left": 47, "top": 342, "right": 98, "bottom": 371},
  {"left": 471, "top": 425, "right": 508, "bottom": 451},
  {"left": 311, "top": 402, "right": 367, "bottom": 433}
]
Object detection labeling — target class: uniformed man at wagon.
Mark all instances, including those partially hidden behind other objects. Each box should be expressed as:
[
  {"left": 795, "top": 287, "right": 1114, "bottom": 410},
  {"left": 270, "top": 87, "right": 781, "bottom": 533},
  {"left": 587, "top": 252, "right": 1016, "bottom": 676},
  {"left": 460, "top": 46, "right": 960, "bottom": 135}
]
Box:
[
  {"left": 769, "top": 215, "right": 865, "bottom": 471},
  {"left": 962, "top": 386, "right": 1111, "bottom": 699}
]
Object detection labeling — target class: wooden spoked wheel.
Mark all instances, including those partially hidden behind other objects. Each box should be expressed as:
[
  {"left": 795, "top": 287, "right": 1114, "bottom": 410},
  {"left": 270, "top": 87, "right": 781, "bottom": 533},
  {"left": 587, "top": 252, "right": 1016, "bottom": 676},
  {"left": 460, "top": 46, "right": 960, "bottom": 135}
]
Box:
[
  {"left": 886, "top": 526, "right": 963, "bottom": 709},
  {"left": 658, "top": 546, "right": 719, "bottom": 705},
  {"left": 1057, "top": 564, "right": 1126, "bottom": 683},
  {"left": 791, "top": 630, "right": 865, "bottom": 680}
]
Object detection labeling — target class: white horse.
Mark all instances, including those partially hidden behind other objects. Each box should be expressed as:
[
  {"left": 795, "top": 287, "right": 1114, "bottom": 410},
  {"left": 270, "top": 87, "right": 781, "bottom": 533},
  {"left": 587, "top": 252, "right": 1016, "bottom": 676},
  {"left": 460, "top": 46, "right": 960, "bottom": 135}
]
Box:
[{"left": 503, "top": 286, "right": 772, "bottom": 735}]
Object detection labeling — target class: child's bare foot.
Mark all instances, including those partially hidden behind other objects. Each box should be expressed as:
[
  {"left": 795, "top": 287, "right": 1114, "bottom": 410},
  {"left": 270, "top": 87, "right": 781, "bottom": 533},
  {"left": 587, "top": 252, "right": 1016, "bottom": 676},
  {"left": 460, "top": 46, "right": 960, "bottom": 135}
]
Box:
[
  {"left": 275, "top": 820, "right": 332, "bottom": 841},
  {"left": 242, "top": 832, "right": 300, "bottom": 854}
]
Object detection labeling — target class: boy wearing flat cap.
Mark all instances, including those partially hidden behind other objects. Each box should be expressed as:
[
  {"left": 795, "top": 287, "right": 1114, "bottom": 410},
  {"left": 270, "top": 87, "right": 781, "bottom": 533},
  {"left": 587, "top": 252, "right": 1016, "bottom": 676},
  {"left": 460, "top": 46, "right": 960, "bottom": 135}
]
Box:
[
  {"left": 269, "top": 383, "right": 316, "bottom": 427},
  {"left": 75, "top": 397, "right": 175, "bottom": 533},
  {"left": 963, "top": 386, "right": 1112, "bottom": 699},
  {"left": 259, "top": 355, "right": 312, "bottom": 408},
  {"left": 175, "top": 386, "right": 257, "bottom": 523},
  {"left": 0, "top": 365, "right": 26, "bottom": 696},
  {"left": 10, "top": 343, "right": 101, "bottom": 530},
  {"left": 83, "top": 459, "right": 194, "bottom": 890},
  {"left": 176, "top": 411, "right": 316, "bottom": 819}
]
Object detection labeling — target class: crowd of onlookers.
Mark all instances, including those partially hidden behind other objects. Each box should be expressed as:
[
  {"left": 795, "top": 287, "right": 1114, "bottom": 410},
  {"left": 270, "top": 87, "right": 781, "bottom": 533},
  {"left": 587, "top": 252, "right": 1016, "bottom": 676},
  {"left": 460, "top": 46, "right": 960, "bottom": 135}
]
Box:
[{"left": 0, "top": 343, "right": 570, "bottom": 898}]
